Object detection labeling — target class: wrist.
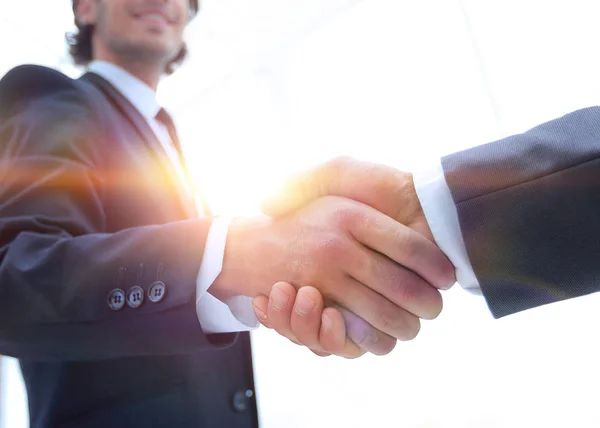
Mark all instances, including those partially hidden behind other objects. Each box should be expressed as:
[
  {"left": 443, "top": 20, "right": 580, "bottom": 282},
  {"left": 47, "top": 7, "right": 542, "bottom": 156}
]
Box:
[
  {"left": 210, "top": 215, "right": 273, "bottom": 301},
  {"left": 401, "top": 173, "right": 434, "bottom": 242}
]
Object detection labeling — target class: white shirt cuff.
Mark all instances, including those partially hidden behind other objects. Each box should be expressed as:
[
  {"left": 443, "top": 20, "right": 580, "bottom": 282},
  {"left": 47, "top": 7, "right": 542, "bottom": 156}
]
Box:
[
  {"left": 196, "top": 217, "right": 260, "bottom": 333},
  {"left": 413, "top": 162, "right": 482, "bottom": 294}
]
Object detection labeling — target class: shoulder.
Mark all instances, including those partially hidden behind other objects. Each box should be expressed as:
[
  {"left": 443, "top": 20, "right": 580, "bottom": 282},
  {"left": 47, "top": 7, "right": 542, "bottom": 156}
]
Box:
[
  {"left": 0, "top": 65, "right": 109, "bottom": 165},
  {"left": 0, "top": 65, "right": 88, "bottom": 119}
]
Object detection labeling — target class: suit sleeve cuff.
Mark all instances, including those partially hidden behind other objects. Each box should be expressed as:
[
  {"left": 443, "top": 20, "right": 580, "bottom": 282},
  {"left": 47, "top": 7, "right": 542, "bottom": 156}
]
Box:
[
  {"left": 196, "top": 216, "right": 259, "bottom": 333},
  {"left": 413, "top": 162, "right": 482, "bottom": 294}
]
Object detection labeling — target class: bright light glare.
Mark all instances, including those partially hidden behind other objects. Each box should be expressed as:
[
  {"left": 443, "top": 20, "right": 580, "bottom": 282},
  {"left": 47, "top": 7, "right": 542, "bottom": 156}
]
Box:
[{"left": 3, "top": 1, "right": 600, "bottom": 428}]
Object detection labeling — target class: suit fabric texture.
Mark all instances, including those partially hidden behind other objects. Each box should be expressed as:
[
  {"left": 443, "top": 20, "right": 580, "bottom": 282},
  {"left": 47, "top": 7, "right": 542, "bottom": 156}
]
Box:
[
  {"left": 443, "top": 107, "right": 600, "bottom": 318},
  {"left": 0, "top": 65, "right": 258, "bottom": 428}
]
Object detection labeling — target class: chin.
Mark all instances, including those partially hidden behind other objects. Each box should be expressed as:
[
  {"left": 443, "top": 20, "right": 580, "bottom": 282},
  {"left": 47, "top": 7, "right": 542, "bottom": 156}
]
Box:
[{"left": 132, "top": 36, "right": 177, "bottom": 57}]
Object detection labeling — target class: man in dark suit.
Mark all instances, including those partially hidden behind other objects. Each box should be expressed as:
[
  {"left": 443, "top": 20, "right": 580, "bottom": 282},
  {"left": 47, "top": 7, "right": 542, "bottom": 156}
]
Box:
[
  {"left": 0, "top": 0, "right": 455, "bottom": 426},
  {"left": 254, "top": 107, "right": 600, "bottom": 351}
]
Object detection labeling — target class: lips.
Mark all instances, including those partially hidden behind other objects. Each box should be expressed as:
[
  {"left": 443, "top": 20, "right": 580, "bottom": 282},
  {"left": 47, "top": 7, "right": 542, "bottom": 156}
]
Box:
[{"left": 133, "top": 7, "right": 175, "bottom": 25}]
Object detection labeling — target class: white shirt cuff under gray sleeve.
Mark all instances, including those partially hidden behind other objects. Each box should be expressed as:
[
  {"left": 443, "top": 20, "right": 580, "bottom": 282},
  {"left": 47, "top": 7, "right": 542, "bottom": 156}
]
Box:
[
  {"left": 412, "top": 161, "right": 482, "bottom": 295},
  {"left": 195, "top": 217, "right": 260, "bottom": 333}
]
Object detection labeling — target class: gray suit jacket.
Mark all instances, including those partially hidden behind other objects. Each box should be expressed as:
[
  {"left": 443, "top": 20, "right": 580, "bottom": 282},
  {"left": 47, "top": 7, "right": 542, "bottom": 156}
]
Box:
[{"left": 442, "top": 107, "right": 600, "bottom": 318}]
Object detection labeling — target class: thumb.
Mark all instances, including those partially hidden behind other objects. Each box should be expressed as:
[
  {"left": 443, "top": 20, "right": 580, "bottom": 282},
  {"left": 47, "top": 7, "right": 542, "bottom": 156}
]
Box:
[
  {"left": 261, "top": 157, "right": 417, "bottom": 227},
  {"left": 260, "top": 165, "right": 328, "bottom": 217}
]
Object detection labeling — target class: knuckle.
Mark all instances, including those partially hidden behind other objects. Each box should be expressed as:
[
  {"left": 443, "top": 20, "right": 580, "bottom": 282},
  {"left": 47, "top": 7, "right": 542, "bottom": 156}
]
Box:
[
  {"left": 392, "top": 276, "right": 418, "bottom": 307},
  {"left": 375, "top": 304, "right": 421, "bottom": 341},
  {"left": 384, "top": 267, "right": 443, "bottom": 320},
  {"left": 326, "top": 156, "right": 355, "bottom": 173},
  {"left": 303, "top": 234, "right": 350, "bottom": 286},
  {"left": 332, "top": 203, "right": 357, "bottom": 224},
  {"left": 319, "top": 157, "right": 355, "bottom": 192},
  {"left": 374, "top": 261, "right": 417, "bottom": 304},
  {"left": 332, "top": 203, "right": 370, "bottom": 232},
  {"left": 395, "top": 227, "right": 418, "bottom": 261},
  {"left": 396, "top": 172, "right": 418, "bottom": 219},
  {"left": 371, "top": 167, "right": 410, "bottom": 221},
  {"left": 315, "top": 233, "right": 347, "bottom": 261},
  {"left": 375, "top": 305, "right": 399, "bottom": 333}
]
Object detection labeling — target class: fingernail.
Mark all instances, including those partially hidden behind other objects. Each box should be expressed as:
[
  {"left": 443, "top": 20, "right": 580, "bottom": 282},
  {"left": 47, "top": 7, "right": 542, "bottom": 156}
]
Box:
[
  {"left": 270, "top": 287, "right": 289, "bottom": 311},
  {"left": 441, "top": 281, "right": 456, "bottom": 291},
  {"left": 321, "top": 313, "right": 333, "bottom": 333},
  {"left": 295, "top": 291, "right": 316, "bottom": 316},
  {"left": 253, "top": 304, "right": 268, "bottom": 321},
  {"left": 443, "top": 281, "right": 456, "bottom": 290}
]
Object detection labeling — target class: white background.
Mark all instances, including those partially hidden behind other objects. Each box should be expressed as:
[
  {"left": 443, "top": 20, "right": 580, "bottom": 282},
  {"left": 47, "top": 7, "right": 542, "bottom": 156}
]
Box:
[{"left": 1, "top": 1, "right": 600, "bottom": 427}]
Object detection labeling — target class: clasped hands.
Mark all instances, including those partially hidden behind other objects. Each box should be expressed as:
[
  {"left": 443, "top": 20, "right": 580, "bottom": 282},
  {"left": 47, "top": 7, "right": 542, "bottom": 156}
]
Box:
[{"left": 212, "top": 157, "right": 456, "bottom": 358}]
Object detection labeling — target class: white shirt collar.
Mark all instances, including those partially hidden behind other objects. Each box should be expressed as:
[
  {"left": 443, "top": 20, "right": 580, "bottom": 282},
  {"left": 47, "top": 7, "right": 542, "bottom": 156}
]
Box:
[{"left": 87, "top": 60, "right": 161, "bottom": 120}]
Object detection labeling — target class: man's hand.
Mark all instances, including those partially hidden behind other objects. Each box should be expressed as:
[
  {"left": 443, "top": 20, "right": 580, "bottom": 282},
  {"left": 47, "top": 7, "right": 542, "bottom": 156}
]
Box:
[
  {"left": 212, "top": 196, "right": 454, "bottom": 354},
  {"left": 252, "top": 282, "right": 370, "bottom": 358},
  {"left": 261, "top": 156, "right": 433, "bottom": 241},
  {"left": 254, "top": 157, "right": 456, "bottom": 356}
]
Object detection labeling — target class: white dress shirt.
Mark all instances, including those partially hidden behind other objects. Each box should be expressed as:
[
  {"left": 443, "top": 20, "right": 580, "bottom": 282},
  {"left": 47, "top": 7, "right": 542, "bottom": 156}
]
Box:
[
  {"left": 413, "top": 162, "right": 482, "bottom": 294},
  {"left": 88, "top": 61, "right": 259, "bottom": 333}
]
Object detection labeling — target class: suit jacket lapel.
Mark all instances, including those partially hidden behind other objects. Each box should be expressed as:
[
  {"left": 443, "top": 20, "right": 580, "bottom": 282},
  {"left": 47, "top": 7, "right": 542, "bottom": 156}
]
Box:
[{"left": 81, "top": 72, "right": 198, "bottom": 219}]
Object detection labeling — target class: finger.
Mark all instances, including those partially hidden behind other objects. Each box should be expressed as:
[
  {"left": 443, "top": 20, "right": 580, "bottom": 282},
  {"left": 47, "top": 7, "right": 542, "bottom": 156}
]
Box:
[
  {"left": 334, "top": 275, "right": 421, "bottom": 342},
  {"left": 260, "top": 167, "right": 323, "bottom": 218},
  {"left": 252, "top": 295, "right": 272, "bottom": 328},
  {"left": 319, "top": 307, "right": 368, "bottom": 359},
  {"left": 334, "top": 306, "right": 397, "bottom": 356},
  {"left": 290, "top": 286, "right": 325, "bottom": 350},
  {"left": 347, "top": 205, "right": 455, "bottom": 290},
  {"left": 267, "top": 282, "right": 305, "bottom": 345},
  {"left": 261, "top": 157, "right": 405, "bottom": 221},
  {"left": 289, "top": 287, "right": 363, "bottom": 358},
  {"left": 350, "top": 246, "right": 443, "bottom": 320},
  {"left": 290, "top": 287, "right": 375, "bottom": 359}
]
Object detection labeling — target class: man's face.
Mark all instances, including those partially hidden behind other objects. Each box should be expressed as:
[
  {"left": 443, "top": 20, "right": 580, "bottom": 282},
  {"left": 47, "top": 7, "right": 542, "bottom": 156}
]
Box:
[{"left": 79, "top": 0, "right": 189, "bottom": 67}]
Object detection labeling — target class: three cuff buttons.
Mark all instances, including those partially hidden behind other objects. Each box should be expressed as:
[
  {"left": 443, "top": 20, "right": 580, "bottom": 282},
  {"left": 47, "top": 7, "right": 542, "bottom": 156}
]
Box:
[{"left": 107, "top": 282, "right": 167, "bottom": 310}]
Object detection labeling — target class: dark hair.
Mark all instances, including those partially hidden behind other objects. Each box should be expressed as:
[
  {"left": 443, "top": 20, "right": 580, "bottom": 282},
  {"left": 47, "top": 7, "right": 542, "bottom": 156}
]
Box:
[{"left": 66, "top": 0, "right": 200, "bottom": 75}]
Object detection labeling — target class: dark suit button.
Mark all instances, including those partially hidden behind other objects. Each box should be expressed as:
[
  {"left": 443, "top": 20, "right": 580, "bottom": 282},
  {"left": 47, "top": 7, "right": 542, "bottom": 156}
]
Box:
[
  {"left": 232, "top": 389, "right": 254, "bottom": 412},
  {"left": 148, "top": 281, "right": 167, "bottom": 303},
  {"left": 107, "top": 289, "right": 126, "bottom": 311},
  {"left": 126, "top": 286, "right": 144, "bottom": 308}
]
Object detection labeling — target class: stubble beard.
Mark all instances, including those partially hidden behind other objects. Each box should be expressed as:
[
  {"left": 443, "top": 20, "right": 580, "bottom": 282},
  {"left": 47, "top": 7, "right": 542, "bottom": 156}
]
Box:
[{"left": 96, "top": 5, "right": 177, "bottom": 72}]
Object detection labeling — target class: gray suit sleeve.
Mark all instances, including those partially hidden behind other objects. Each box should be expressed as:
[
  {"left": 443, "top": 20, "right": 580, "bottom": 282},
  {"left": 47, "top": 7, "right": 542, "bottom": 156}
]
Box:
[{"left": 442, "top": 107, "right": 600, "bottom": 318}]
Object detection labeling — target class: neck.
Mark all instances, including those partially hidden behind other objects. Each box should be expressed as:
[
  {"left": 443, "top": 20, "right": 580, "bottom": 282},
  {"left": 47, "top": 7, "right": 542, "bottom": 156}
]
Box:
[{"left": 94, "top": 52, "right": 163, "bottom": 91}]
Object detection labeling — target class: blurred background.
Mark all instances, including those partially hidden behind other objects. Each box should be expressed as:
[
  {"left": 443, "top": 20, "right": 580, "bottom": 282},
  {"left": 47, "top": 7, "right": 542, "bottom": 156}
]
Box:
[{"left": 2, "top": 0, "right": 600, "bottom": 426}]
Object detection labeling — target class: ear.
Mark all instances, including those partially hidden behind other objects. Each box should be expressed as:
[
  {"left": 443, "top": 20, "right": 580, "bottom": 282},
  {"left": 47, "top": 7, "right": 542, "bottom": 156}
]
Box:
[{"left": 75, "top": 0, "right": 99, "bottom": 26}]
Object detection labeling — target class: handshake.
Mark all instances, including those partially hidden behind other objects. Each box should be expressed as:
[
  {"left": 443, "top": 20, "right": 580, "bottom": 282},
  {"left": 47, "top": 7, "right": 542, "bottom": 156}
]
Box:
[{"left": 211, "top": 157, "right": 456, "bottom": 359}]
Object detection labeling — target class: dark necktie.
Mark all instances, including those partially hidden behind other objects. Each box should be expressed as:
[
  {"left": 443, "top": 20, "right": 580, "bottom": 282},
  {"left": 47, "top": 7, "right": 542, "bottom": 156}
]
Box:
[
  {"left": 155, "top": 107, "right": 184, "bottom": 161},
  {"left": 155, "top": 107, "right": 212, "bottom": 216}
]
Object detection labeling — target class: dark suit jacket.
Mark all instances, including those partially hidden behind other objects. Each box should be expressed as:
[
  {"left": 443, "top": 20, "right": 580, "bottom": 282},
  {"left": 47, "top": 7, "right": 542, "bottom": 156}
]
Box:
[
  {"left": 442, "top": 107, "right": 600, "bottom": 318},
  {"left": 0, "top": 65, "right": 258, "bottom": 427}
]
